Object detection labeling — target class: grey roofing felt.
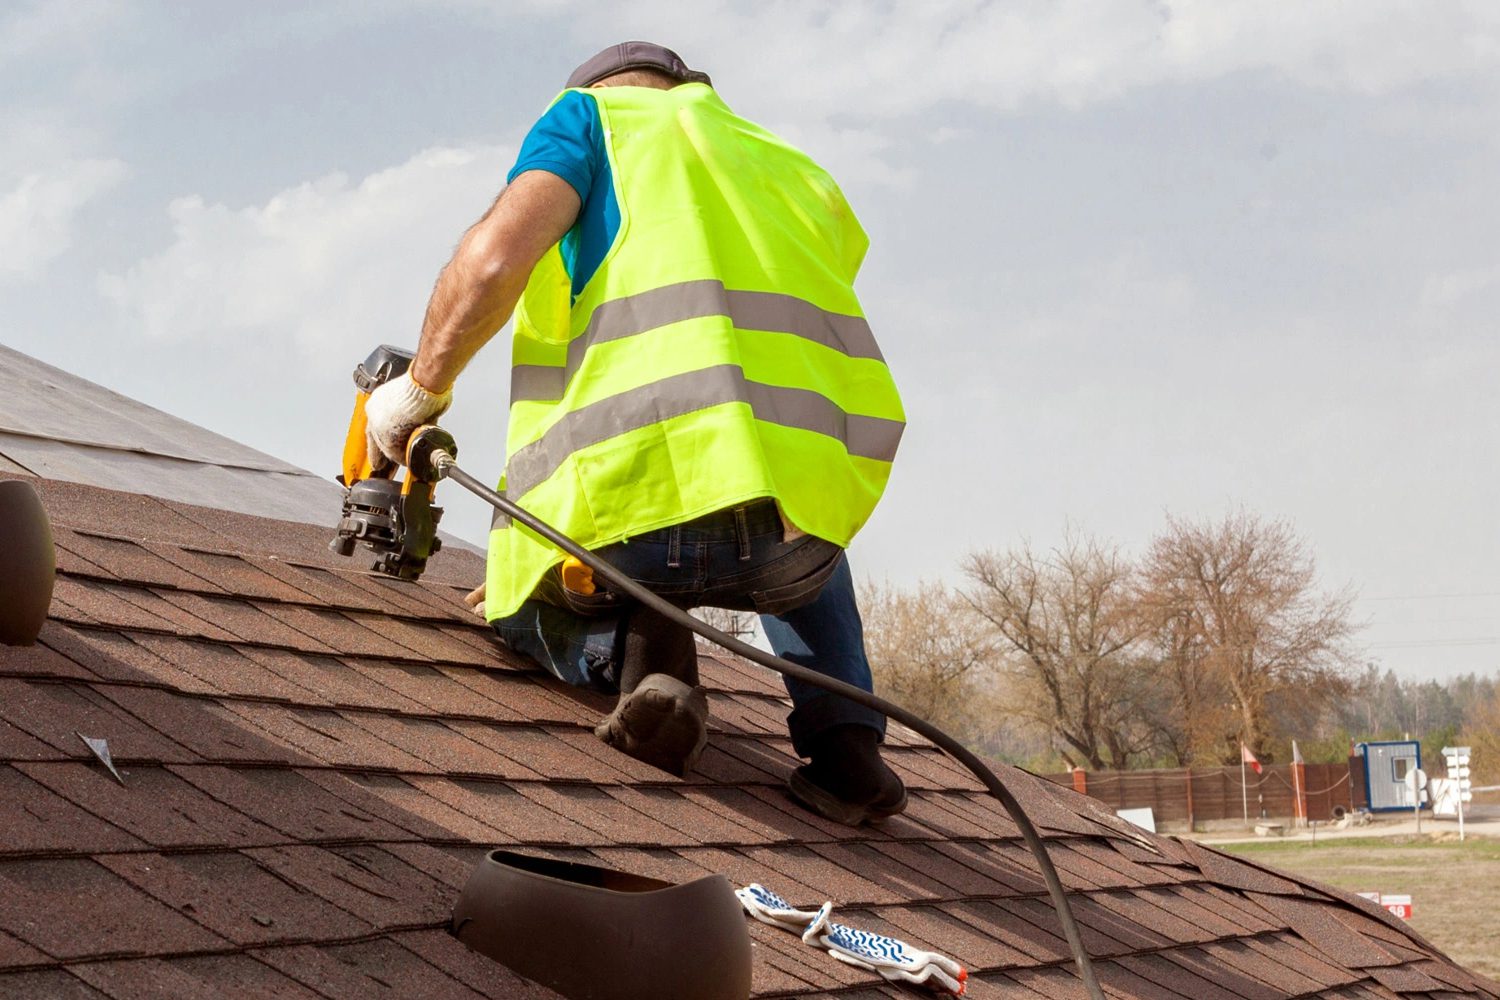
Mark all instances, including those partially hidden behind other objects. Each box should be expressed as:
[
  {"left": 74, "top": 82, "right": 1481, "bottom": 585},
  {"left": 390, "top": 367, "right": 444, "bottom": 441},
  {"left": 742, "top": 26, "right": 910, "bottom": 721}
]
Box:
[
  {"left": 0, "top": 342, "right": 336, "bottom": 518},
  {"left": 0, "top": 343, "right": 477, "bottom": 551},
  {"left": 0, "top": 344, "right": 307, "bottom": 473}
]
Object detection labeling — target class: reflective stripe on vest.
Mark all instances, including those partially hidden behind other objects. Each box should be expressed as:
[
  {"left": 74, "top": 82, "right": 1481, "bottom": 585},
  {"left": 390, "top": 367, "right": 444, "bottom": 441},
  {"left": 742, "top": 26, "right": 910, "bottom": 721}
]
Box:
[
  {"left": 509, "top": 279, "right": 883, "bottom": 404},
  {"left": 493, "top": 364, "right": 903, "bottom": 527}
]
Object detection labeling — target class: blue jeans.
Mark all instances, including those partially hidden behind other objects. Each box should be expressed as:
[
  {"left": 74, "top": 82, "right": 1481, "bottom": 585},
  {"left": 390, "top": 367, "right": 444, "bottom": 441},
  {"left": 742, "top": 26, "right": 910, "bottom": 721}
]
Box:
[{"left": 491, "top": 498, "right": 886, "bottom": 755}]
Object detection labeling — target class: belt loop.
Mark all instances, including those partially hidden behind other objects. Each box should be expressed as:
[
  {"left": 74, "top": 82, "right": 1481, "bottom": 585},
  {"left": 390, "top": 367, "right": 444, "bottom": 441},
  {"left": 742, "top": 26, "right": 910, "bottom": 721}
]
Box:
[
  {"left": 666, "top": 525, "right": 682, "bottom": 569},
  {"left": 734, "top": 507, "right": 751, "bottom": 561}
]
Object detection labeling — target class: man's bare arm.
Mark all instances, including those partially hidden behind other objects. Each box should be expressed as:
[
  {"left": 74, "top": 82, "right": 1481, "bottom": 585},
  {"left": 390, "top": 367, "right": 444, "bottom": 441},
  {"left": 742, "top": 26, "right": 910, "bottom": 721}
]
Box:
[{"left": 410, "top": 170, "right": 582, "bottom": 392}]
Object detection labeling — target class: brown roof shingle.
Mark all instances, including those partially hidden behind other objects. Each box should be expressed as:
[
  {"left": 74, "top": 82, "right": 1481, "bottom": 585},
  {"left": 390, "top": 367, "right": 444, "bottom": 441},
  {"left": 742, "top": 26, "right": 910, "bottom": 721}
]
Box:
[{"left": 2, "top": 470, "right": 1498, "bottom": 999}]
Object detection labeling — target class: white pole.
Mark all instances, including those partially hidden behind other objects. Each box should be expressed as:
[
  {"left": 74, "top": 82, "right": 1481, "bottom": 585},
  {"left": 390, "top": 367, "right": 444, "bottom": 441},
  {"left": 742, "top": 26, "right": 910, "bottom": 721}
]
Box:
[
  {"left": 1458, "top": 784, "right": 1466, "bottom": 842},
  {"left": 1241, "top": 757, "right": 1249, "bottom": 826}
]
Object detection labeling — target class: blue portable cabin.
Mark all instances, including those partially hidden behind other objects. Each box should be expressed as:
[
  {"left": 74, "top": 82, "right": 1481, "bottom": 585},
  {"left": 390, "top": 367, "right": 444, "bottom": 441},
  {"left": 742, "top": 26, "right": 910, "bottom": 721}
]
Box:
[{"left": 1356, "top": 740, "right": 1426, "bottom": 812}]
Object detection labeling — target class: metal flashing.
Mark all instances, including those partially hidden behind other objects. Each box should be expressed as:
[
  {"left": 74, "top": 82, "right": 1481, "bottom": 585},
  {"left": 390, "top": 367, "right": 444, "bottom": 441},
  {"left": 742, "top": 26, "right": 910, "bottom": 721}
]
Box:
[{"left": 76, "top": 733, "right": 126, "bottom": 785}]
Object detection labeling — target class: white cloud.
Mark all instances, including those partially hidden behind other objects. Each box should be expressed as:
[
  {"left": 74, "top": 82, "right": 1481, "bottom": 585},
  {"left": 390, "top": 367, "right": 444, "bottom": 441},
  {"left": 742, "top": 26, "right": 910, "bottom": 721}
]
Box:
[
  {"left": 0, "top": 0, "right": 127, "bottom": 59},
  {"left": 98, "top": 144, "right": 515, "bottom": 361},
  {"left": 574, "top": 0, "right": 1500, "bottom": 119},
  {"left": 0, "top": 158, "right": 127, "bottom": 281},
  {"left": 1422, "top": 263, "right": 1500, "bottom": 310},
  {"left": 0, "top": 111, "right": 97, "bottom": 177}
]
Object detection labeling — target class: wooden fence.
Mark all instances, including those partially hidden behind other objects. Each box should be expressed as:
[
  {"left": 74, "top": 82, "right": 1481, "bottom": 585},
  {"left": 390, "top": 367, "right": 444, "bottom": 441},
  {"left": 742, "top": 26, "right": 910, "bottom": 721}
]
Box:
[{"left": 1044, "top": 759, "right": 1358, "bottom": 828}]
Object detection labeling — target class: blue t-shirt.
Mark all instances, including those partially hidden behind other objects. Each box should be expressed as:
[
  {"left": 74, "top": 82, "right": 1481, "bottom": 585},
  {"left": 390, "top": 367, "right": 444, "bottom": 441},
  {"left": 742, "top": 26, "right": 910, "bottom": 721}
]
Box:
[{"left": 506, "top": 90, "right": 619, "bottom": 301}]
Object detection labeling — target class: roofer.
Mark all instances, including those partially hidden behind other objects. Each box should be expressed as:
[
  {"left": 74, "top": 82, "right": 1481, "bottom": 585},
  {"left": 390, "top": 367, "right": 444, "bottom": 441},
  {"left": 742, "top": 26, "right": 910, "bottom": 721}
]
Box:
[{"left": 364, "top": 42, "right": 907, "bottom": 825}]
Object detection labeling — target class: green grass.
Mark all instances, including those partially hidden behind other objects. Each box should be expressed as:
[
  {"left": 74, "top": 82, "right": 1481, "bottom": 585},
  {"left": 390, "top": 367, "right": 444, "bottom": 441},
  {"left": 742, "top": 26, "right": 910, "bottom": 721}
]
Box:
[{"left": 1226, "top": 834, "right": 1500, "bottom": 860}]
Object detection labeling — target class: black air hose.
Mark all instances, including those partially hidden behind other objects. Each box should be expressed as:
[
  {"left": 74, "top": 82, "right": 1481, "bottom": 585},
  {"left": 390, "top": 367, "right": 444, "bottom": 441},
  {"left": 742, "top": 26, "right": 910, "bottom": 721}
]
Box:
[{"left": 436, "top": 457, "right": 1105, "bottom": 1000}]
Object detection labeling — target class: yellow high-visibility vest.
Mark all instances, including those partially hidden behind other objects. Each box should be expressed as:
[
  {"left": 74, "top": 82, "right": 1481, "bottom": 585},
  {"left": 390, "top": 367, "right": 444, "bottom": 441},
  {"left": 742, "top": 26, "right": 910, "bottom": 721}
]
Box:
[{"left": 486, "top": 83, "right": 904, "bottom": 618}]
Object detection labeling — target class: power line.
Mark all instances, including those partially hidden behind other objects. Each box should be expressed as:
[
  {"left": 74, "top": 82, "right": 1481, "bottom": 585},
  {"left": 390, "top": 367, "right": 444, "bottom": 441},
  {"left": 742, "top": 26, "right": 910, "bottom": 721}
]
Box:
[
  {"left": 1366, "top": 637, "right": 1500, "bottom": 649},
  {"left": 1359, "top": 591, "right": 1500, "bottom": 602},
  {"left": 1364, "top": 616, "right": 1500, "bottom": 626}
]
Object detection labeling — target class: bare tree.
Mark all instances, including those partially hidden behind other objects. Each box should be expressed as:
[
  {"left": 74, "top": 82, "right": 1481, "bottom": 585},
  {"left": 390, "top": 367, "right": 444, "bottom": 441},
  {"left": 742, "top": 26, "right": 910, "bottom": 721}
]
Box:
[
  {"left": 1138, "top": 598, "right": 1230, "bottom": 766},
  {"left": 1141, "top": 512, "right": 1356, "bottom": 763},
  {"left": 962, "top": 534, "right": 1161, "bottom": 770},
  {"left": 859, "top": 580, "right": 1000, "bottom": 745}
]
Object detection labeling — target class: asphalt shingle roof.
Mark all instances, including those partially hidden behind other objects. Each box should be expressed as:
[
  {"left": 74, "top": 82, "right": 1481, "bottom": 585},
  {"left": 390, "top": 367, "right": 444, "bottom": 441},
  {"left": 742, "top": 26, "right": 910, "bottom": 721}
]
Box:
[{"left": 2, "top": 471, "right": 1497, "bottom": 999}]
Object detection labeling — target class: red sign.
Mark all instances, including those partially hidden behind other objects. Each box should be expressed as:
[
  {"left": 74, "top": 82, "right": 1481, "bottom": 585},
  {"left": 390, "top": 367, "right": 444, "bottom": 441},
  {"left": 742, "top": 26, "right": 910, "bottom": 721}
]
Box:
[
  {"left": 1381, "top": 895, "right": 1413, "bottom": 920},
  {"left": 1359, "top": 892, "right": 1413, "bottom": 920}
]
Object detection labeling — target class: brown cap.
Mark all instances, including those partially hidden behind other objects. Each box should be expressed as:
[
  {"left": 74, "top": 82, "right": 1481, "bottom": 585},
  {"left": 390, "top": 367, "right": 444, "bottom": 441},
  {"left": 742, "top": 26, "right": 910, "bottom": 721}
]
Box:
[{"left": 565, "top": 41, "right": 711, "bottom": 90}]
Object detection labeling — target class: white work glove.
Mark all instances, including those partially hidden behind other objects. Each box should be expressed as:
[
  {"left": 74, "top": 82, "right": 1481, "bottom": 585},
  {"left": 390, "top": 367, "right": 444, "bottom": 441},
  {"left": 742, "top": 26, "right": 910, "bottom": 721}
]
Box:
[
  {"left": 804, "top": 902, "right": 967, "bottom": 995},
  {"left": 364, "top": 371, "right": 452, "bottom": 471},
  {"left": 736, "top": 885, "right": 967, "bottom": 996},
  {"left": 737, "top": 884, "right": 821, "bottom": 933}
]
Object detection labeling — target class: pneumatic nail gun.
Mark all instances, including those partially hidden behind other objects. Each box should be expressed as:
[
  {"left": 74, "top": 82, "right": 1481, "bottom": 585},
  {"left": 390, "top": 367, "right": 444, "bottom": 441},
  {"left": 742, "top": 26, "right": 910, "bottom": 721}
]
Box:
[{"left": 328, "top": 345, "right": 456, "bottom": 581}]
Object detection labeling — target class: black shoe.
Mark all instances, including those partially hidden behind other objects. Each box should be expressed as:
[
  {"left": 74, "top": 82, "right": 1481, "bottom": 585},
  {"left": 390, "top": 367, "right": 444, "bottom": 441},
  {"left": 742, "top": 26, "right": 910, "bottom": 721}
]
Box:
[
  {"left": 594, "top": 673, "right": 708, "bottom": 777},
  {"left": 786, "top": 724, "right": 907, "bottom": 826}
]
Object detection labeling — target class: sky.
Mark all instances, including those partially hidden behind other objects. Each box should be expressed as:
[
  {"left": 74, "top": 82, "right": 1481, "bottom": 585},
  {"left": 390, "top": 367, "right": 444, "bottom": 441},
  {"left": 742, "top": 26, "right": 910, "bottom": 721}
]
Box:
[{"left": 3, "top": 0, "right": 1497, "bottom": 682}]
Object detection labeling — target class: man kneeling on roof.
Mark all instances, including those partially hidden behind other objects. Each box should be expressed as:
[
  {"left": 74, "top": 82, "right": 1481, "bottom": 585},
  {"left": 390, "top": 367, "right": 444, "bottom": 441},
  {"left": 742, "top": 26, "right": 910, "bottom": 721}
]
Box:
[{"left": 364, "top": 42, "right": 907, "bottom": 826}]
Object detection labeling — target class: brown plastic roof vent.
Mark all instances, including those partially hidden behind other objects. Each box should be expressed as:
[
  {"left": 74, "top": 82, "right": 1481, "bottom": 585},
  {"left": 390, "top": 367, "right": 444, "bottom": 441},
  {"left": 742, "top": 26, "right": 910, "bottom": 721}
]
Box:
[
  {"left": 0, "top": 480, "right": 54, "bottom": 646},
  {"left": 452, "top": 849, "right": 751, "bottom": 1000}
]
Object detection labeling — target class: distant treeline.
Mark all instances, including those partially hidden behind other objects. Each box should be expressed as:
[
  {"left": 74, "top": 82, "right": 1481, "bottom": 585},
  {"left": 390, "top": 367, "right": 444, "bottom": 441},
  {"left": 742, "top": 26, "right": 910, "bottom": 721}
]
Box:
[{"left": 1316, "top": 666, "right": 1499, "bottom": 774}]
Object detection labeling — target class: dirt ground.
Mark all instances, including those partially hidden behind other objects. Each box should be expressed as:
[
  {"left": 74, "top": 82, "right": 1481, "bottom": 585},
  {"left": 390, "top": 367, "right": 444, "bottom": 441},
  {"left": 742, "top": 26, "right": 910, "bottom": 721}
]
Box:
[{"left": 1223, "top": 835, "right": 1500, "bottom": 979}]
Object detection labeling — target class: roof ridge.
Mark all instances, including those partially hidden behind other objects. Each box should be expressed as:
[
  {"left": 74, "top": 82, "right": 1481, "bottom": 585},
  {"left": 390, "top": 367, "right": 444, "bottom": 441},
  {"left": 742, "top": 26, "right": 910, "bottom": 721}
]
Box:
[
  {"left": 0, "top": 343, "right": 308, "bottom": 476},
  {"left": 0, "top": 424, "right": 311, "bottom": 477}
]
